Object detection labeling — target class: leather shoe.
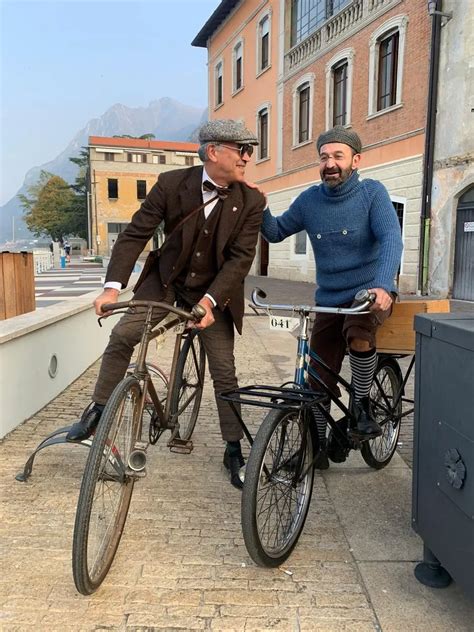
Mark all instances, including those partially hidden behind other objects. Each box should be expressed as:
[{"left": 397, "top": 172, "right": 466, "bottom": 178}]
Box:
[
  {"left": 314, "top": 440, "right": 329, "bottom": 470},
  {"left": 354, "top": 397, "right": 382, "bottom": 437},
  {"left": 223, "top": 448, "right": 245, "bottom": 490},
  {"left": 66, "top": 402, "right": 103, "bottom": 442}
]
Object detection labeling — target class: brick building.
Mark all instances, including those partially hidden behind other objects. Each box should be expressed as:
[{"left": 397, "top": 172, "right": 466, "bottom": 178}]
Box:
[
  {"left": 87, "top": 136, "right": 200, "bottom": 255},
  {"left": 193, "top": 0, "right": 432, "bottom": 293}
]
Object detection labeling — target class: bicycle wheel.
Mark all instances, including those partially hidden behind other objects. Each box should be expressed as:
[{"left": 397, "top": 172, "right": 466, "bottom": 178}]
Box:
[
  {"left": 72, "top": 376, "right": 142, "bottom": 594},
  {"left": 169, "top": 331, "right": 206, "bottom": 441},
  {"left": 361, "top": 357, "right": 403, "bottom": 469},
  {"left": 128, "top": 362, "right": 168, "bottom": 444},
  {"left": 241, "top": 407, "right": 315, "bottom": 567}
]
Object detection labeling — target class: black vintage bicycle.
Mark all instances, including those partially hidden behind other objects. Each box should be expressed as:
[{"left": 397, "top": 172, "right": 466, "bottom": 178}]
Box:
[
  {"left": 72, "top": 299, "right": 206, "bottom": 595},
  {"left": 220, "top": 289, "right": 414, "bottom": 568}
]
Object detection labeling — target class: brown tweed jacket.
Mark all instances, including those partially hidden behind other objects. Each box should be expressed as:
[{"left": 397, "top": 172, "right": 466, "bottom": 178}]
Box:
[{"left": 105, "top": 166, "right": 266, "bottom": 334}]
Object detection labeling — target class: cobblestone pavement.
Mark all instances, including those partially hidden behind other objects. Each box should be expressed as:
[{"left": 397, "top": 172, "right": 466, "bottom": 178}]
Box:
[
  {"left": 2, "top": 312, "right": 381, "bottom": 631},
  {"left": 1, "top": 281, "right": 473, "bottom": 630}
]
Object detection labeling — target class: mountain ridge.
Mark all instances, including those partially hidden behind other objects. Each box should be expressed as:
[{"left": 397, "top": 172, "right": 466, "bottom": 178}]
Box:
[{"left": 0, "top": 97, "right": 207, "bottom": 243}]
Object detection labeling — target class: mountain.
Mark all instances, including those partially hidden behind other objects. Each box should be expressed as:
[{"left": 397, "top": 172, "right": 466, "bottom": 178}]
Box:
[{"left": 0, "top": 98, "right": 207, "bottom": 244}]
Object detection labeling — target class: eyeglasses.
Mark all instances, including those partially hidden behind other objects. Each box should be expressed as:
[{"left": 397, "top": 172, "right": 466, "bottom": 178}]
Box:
[{"left": 217, "top": 143, "right": 254, "bottom": 158}]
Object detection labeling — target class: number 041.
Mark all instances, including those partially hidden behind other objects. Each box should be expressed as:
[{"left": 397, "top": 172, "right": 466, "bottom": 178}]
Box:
[{"left": 269, "top": 316, "right": 299, "bottom": 331}]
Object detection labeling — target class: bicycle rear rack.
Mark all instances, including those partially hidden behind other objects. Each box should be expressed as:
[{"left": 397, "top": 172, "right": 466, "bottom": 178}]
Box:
[
  {"left": 218, "top": 384, "right": 327, "bottom": 448},
  {"left": 219, "top": 384, "right": 326, "bottom": 410}
]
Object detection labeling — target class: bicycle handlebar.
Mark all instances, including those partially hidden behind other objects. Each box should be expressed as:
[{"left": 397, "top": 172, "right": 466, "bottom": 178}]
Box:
[
  {"left": 251, "top": 288, "right": 376, "bottom": 314},
  {"left": 101, "top": 300, "right": 207, "bottom": 322}
]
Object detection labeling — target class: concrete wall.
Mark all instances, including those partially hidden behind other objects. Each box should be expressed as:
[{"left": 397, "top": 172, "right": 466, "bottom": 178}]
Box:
[
  {"left": 429, "top": 0, "right": 474, "bottom": 296},
  {"left": 0, "top": 284, "right": 135, "bottom": 439},
  {"left": 265, "top": 154, "right": 423, "bottom": 292}
]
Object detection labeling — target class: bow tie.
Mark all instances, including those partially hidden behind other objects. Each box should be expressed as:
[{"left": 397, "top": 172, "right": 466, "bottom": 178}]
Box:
[{"left": 202, "top": 179, "right": 231, "bottom": 200}]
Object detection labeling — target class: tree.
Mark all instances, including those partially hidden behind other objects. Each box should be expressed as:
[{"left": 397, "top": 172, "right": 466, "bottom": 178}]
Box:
[
  {"left": 112, "top": 133, "right": 155, "bottom": 140},
  {"left": 20, "top": 175, "right": 76, "bottom": 240},
  {"left": 19, "top": 151, "right": 88, "bottom": 241}
]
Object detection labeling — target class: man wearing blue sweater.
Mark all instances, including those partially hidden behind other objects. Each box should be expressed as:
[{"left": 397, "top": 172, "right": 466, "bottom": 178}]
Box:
[{"left": 260, "top": 126, "right": 403, "bottom": 469}]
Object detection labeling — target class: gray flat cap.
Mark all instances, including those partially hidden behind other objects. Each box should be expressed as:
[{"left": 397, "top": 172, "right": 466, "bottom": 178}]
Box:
[
  {"left": 199, "top": 119, "right": 258, "bottom": 145},
  {"left": 317, "top": 125, "right": 362, "bottom": 154}
]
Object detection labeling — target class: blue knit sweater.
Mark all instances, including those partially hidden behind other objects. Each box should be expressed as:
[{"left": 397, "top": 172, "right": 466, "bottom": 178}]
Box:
[{"left": 261, "top": 171, "right": 403, "bottom": 306}]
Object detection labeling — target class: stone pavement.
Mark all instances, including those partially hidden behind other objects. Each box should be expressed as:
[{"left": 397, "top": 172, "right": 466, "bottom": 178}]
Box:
[{"left": 1, "top": 283, "right": 473, "bottom": 630}]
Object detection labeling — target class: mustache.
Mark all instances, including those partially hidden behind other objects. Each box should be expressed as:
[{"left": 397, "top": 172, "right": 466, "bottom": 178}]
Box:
[{"left": 323, "top": 168, "right": 341, "bottom": 175}]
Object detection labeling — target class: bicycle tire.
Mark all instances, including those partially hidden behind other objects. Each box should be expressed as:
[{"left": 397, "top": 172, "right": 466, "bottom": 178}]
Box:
[
  {"left": 241, "top": 407, "right": 315, "bottom": 567},
  {"left": 72, "top": 376, "right": 142, "bottom": 594},
  {"left": 169, "top": 331, "right": 205, "bottom": 441},
  {"left": 361, "top": 356, "right": 403, "bottom": 469}
]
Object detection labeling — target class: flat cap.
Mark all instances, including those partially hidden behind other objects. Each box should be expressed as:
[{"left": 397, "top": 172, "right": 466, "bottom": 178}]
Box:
[
  {"left": 199, "top": 119, "right": 258, "bottom": 145},
  {"left": 317, "top": 125, "right": 362, "bottom": 154}
]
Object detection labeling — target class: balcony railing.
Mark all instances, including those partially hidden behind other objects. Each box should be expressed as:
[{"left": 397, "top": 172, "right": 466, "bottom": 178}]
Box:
[{"left": 285, "top": 0, "right": 398, "bottom": 74}]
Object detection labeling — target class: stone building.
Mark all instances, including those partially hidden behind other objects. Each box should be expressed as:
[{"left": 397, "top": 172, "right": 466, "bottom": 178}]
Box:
[
  {"left": 427, "top": 0, "right": 474, "bottom": 301},
  {"left": 193, "top": 0, "right": 432, "bottom": 293},
  {"left": 87, "top": 136, "right": 200, "bottom": 255}
]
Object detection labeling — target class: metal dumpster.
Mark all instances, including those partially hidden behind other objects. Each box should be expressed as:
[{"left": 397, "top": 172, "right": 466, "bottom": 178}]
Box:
[{"left": 412, "top": 312, "right": 474, "bottom": 598}]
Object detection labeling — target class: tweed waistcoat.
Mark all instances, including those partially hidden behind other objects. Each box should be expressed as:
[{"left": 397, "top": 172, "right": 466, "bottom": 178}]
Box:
[{"left": 174, "top": 202, "right": 223, "bottom": 292}]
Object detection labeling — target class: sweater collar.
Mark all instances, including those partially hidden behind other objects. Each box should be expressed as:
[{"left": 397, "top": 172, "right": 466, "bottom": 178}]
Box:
[{"left": 321, "top": 169, "right": 360, "bottom": 197}]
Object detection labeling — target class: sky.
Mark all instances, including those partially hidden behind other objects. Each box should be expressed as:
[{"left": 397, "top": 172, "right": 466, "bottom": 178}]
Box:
[{"left": 0, "top": 0, "right": 219, "bottom": 205}]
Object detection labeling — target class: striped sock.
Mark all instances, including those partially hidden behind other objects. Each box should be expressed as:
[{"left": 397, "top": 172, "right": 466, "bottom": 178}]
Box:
[
  {"left": 349, "top": 349, "right": 377, "bottom": 402},
  {"left": 311, "top": 399, "right": 331, "bottom": 444}
]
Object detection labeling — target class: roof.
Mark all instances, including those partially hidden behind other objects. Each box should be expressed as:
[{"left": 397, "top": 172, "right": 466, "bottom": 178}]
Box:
[
  {"left": 88, "top": 136, "right": 199, "bottom": 152},
  {"left": 192, "top": 0, "right": 241, "bottom": 48}
]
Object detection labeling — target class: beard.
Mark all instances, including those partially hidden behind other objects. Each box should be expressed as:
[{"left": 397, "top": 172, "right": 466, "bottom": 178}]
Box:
[{"left": 321, "top": 165, "right": 353, "bottom": 188}]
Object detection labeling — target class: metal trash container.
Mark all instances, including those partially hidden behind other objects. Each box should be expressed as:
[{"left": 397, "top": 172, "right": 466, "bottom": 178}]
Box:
[{"left": 412, "top": 313, "right": 474, "bottom": 598}]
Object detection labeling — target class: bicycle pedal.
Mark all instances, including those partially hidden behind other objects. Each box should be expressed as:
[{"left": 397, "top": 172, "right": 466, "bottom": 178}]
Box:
[{"left": 168, "top": 438, "right": 194, "bottom": 454}]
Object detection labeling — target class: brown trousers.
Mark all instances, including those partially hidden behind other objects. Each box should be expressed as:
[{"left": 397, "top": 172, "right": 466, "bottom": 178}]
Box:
[{"left": 93, "top": 287, "right": 242, "bottom": 442}]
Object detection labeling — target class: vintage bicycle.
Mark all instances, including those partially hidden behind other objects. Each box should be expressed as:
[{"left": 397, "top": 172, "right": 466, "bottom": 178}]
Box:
[{"left": 220, "top": 289, "right": 414, "bottom": 568}]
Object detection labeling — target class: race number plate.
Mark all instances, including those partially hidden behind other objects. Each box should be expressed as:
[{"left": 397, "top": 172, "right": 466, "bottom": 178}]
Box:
[{"left": 268, "top": 315, "right": 299, "bottom": 332}]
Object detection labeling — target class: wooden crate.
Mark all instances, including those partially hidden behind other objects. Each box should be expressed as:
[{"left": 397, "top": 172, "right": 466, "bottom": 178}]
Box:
[
  {"left": 376, "top": 299, "right": 450, "bottom": 354},
  {"left": 0, "top": 252, "right": 36, "bottom": 320}
]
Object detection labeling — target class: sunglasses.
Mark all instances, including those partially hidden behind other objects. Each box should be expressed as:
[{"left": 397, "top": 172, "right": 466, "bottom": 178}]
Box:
[{"left": 217, "top": 143, "right": 254, "bottom": 158}]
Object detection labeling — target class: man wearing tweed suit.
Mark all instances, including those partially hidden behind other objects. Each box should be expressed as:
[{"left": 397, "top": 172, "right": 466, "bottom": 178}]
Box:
[{"left": 67, "top": 120, "right": 266, "bottom": 489}]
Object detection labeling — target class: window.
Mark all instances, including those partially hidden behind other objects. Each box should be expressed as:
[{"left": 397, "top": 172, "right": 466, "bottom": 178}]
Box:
[
  {"left": 377, "top": 31, "right": 399, "bottom": 111},
  {"left": 108, "top": 179, "right": 118, "bottom": 199},
  {"left": 152, "top": 154, "right": 166, "bottom": 164},
  {"left": 333, "top": 61, "right": 348, "bottom": 126},
  {"left": 127, "top": 153, "right": 147, "bottom": 163},
  {"left": 292, "top": 73, "right": 314, "bottom": 147},
  {"left": 185, "top": 156, "right": 194, "bottom": 166},
  {"left": 298, "top": 83, "right": 310, "bottom": 144},
  {"left": 233, "top": 41, "right": 243, "bottom": 92},
  {"left": 368, "top": 16, "right": 408, "bottom": 117},
  {"left": 294, "top": 230, "right": 307, "bottom": 255},
  {"left": 215, "top": 61, "right": 223, "bottom": 107},
  {"left": 104, "top": 152, "right": 115, "bottom": 161},
  {"left": 391, "top": 197, "right": 405, "bottom": 274},
  {"left": 325, "top": 48, "right": 354, "bottom": 129},
  {"left": 258, "top": 108, "right": 269, "bottom": 160},
  {"left": 137, "top": 180, "right": 147, "bottom": 200},
  {"left": 108, "top": 222, "right": 128, "bottom": 234},
  {"left": 258, "top": 15, "right": 270, "bottom": 73},
  {"left": 291, "top": 0, "right": 350, "bottom": 46}
]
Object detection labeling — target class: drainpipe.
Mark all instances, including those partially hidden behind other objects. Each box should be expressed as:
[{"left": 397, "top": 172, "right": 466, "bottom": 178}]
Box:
[{"left": 418, "top": 0, "right": 443, "bottom": 294}]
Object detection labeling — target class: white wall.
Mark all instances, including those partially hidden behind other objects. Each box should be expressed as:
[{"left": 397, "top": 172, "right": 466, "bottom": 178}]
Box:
[{"left": 0, "top": 286, "right": 134, "bottom": 439}]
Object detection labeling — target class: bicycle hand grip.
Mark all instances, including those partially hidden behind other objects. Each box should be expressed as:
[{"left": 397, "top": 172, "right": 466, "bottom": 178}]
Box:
[
  {"left": 191, "top": 304, "right": 207, "bottom": 321},
  {"left": 354, "top": 290, "right": 376, "bottom": 304}
]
